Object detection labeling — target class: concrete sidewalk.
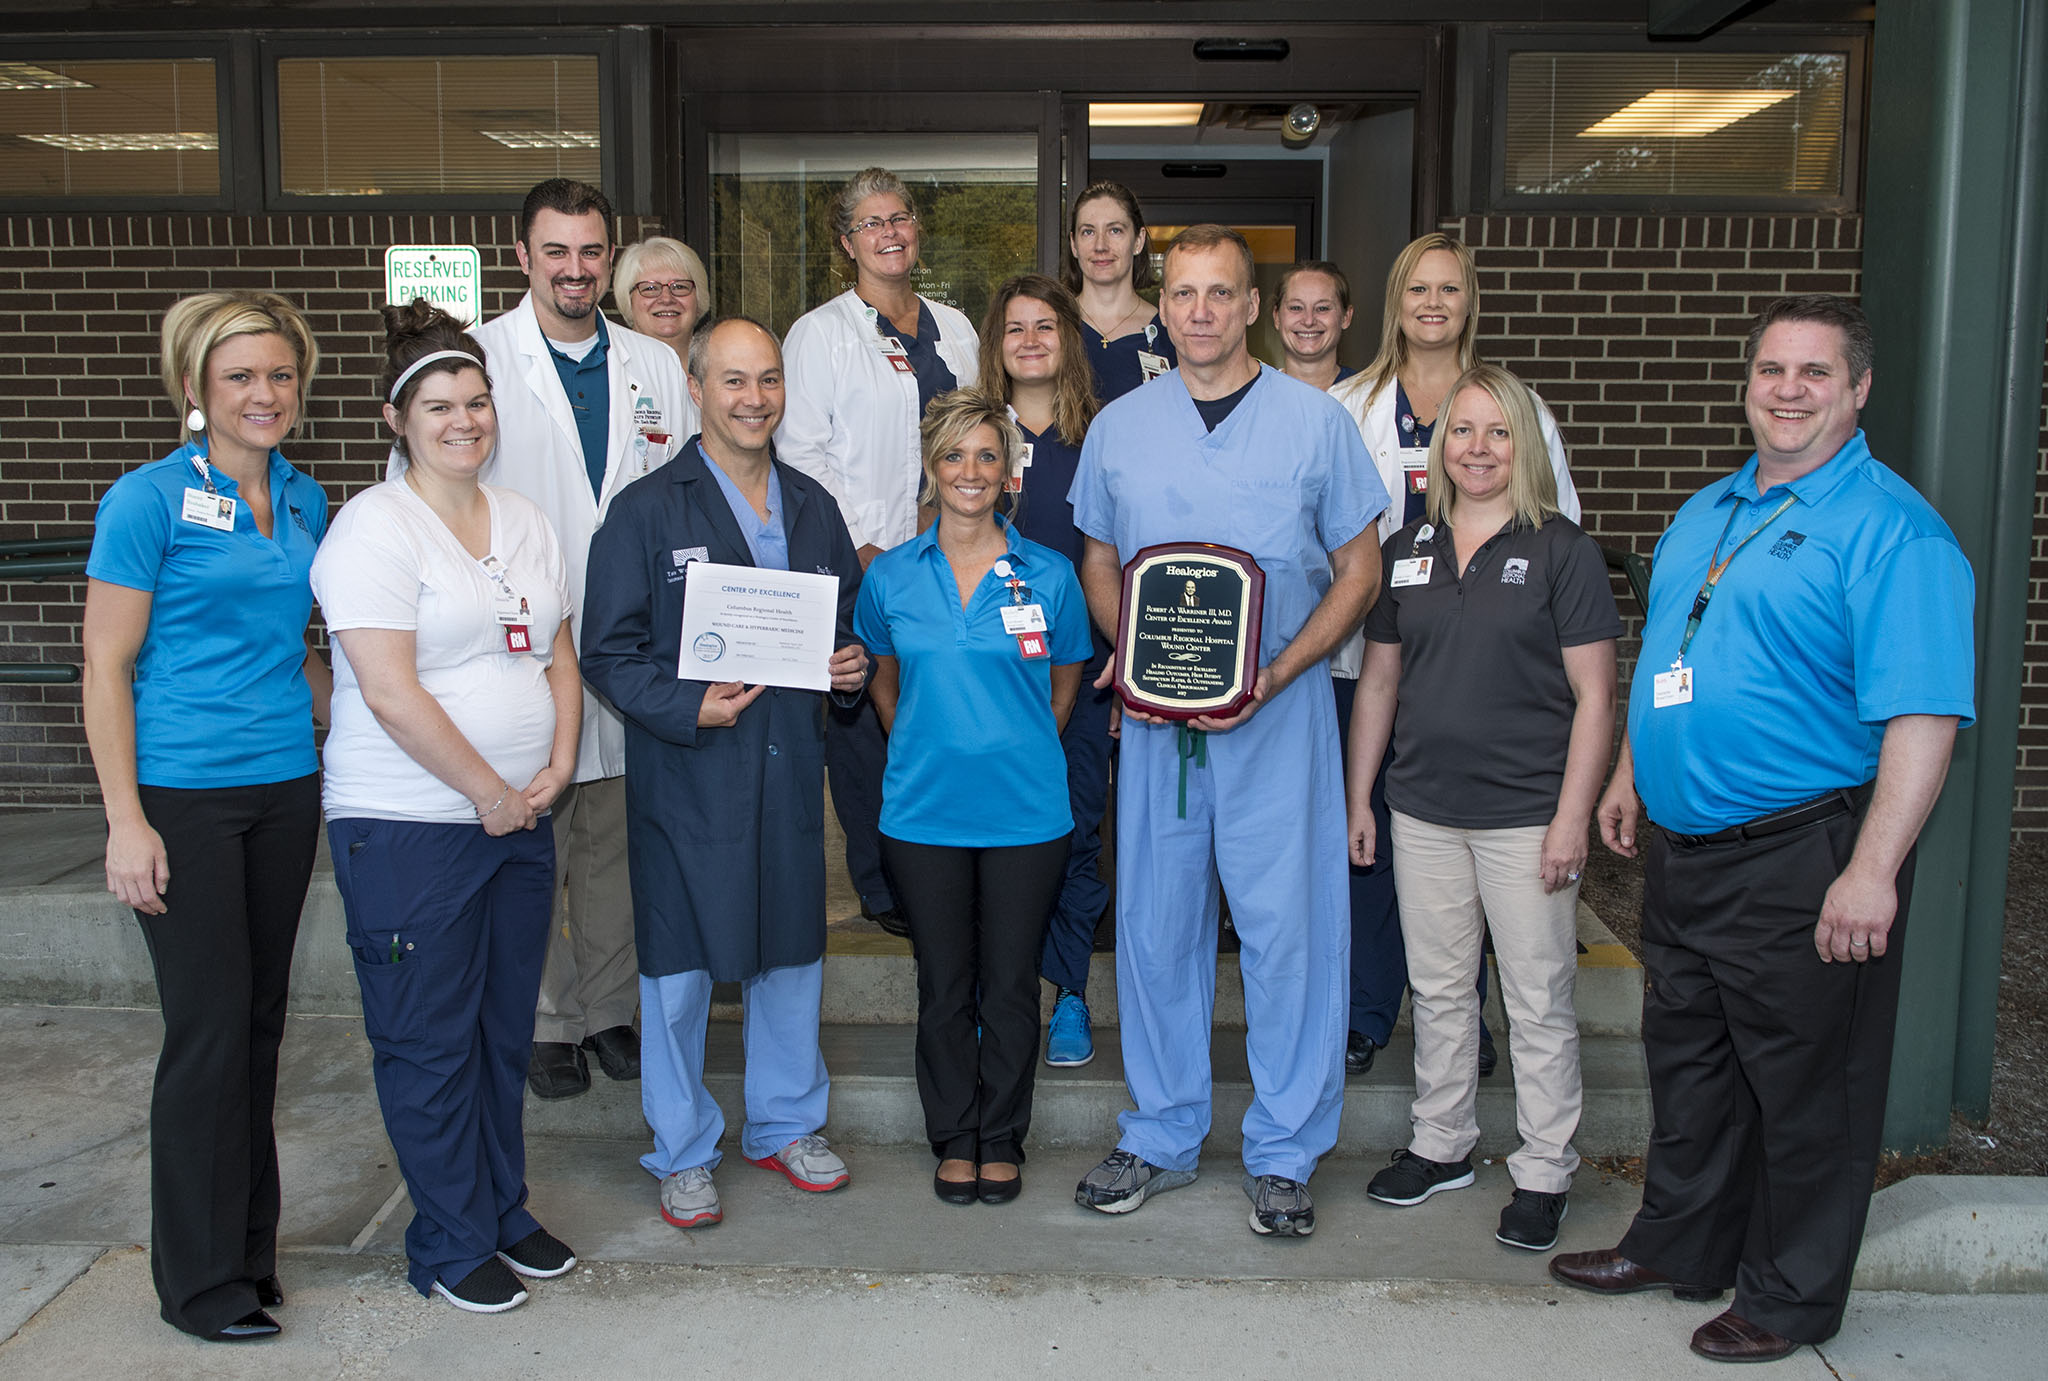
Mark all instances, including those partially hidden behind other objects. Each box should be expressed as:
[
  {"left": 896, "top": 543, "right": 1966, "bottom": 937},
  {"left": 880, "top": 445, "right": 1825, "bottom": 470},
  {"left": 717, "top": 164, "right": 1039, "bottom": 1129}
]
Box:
[{"left": 2, "top": 1000, "right": 2045, "bottom": 1378}]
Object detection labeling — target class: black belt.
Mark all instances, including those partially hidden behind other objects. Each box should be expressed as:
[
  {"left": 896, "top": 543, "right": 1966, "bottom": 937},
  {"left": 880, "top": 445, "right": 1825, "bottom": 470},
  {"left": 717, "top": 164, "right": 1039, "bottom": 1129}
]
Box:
[{"left": 1659, "top": 780, "right": 1876, "bottom": 849}]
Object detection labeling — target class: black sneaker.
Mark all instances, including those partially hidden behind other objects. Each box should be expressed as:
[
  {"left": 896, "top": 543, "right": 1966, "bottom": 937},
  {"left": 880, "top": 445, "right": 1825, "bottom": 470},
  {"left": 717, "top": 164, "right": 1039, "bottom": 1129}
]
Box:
[
  {"left": 1366, "top": 1149, "right": 1475, "bottom": 1206},
  {"left": 497, "top": 1227, "right": 577, "bottom": 1278},
  {"left": 1496, "top": 1188, "right": 1569, "bottom": 1250},
  {"left": 1344, "top": 1030, "right": 1377, "bottom": 1077},
  {"left": 432, "top": 1258, "right": 529, "bottom": 1314}
]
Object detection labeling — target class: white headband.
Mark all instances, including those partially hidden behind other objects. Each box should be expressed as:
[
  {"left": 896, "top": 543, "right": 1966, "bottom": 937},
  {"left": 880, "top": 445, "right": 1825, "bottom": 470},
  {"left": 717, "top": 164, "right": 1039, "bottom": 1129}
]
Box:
[{"left": 389, "top": 349, "right": 483, "bottom": 403}]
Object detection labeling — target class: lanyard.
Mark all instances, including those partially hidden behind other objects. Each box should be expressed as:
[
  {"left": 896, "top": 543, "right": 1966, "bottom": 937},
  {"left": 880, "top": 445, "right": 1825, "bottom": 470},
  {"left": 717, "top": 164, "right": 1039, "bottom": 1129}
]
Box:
[{"left": 1674, "top": 491, "right": 1798, "bottom": 664}]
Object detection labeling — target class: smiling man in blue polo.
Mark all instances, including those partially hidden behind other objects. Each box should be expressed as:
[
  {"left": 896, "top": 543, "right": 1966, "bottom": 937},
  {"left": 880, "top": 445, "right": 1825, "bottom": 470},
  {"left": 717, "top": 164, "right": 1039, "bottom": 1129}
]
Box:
[{"left": 1552, "top": 295, "right": 1976, "bottom": 1364}]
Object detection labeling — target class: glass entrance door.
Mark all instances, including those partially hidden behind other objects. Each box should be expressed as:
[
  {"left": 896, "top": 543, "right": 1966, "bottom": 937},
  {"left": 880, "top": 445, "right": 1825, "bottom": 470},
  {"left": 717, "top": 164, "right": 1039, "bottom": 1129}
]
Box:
[{"left": 708, "top": 131, "right": 1040, "bottom": 337}]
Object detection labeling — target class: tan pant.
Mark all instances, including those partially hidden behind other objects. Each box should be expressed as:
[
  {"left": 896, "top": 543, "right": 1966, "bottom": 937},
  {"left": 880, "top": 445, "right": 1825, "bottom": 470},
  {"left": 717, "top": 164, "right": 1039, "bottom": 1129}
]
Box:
[
  {"left": 533, "top": 775, "right": 640, "bottom": 1044},
  {"left": 1390, "top": 810, "right": 1582, "bottom": 1192}
]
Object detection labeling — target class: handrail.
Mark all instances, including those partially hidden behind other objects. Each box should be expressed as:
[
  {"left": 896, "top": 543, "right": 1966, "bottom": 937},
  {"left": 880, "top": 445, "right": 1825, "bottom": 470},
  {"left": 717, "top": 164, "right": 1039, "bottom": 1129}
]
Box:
[
  {"left": 0, "top": 664, "right": 80, "bottom": 685},
  {"left": 1601, "top": 544, "right": 1652, "bottom": 617},
  {"left": 0, "top": 534, "right": 92, "bottom": 582}
]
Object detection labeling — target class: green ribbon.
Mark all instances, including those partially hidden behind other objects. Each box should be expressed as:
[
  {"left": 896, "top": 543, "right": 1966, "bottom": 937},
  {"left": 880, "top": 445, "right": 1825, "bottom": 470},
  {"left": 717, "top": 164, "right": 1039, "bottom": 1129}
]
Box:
[{"left": 1175, "top": 723, "right": 1208, "bottom": 819}]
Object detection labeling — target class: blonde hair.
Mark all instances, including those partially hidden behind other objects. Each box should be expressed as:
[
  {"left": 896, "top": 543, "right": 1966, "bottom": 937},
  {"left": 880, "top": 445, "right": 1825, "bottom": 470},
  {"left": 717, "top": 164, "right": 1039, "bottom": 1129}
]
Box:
[
  {"left": 1424, "top": 364, "right": 1558, "bottom": 529},
  {"left": 1350, "top": 233, "right": 1480, "bottom": 411},
  {"left": 160, "top": 291, "right": 319, "bottom": 443},
  {"left": 918, "top": 389, "right": 1022, "bottom": 508},
  {"left": 613, "top": 236, "right": 709, "bottom": 332}
]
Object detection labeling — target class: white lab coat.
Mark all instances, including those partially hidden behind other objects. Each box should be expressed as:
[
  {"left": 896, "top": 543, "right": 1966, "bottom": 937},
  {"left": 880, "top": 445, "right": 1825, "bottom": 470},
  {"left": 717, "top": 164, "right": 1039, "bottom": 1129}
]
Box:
[
  {"left": 1327, "top": 371, "right": 1580, "bottom": 678},
  {"left": 386, "top": 292, "right": 693, "bottom": 781},
  {"left": 775, "top": 287, "right": 978, "bottom": 551}
]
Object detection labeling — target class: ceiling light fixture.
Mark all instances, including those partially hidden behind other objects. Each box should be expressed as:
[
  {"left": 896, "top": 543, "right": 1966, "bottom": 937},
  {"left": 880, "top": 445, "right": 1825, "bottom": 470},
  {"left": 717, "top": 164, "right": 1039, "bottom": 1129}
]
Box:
[
  {"left": 1087, "top": 102, "right": 1205, "bottom": 129},
  {"left": 0, "top": 62, "right": 92, "bottom": 90},
  {"left": 1579, "top": 89, "right": 1797, "bottom": 140},
  {"left": 480, "top": 128, "right": 602, "bottom": 149},
  {"left": 21, "top": 132, "right": 216, "bottom": 152}
]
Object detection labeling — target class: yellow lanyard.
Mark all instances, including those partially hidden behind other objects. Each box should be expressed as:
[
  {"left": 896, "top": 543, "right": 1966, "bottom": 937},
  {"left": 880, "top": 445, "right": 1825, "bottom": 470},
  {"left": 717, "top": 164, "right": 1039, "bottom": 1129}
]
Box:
[{"left": 1674, "top": 492, "right": 1798, "bottom": 665}]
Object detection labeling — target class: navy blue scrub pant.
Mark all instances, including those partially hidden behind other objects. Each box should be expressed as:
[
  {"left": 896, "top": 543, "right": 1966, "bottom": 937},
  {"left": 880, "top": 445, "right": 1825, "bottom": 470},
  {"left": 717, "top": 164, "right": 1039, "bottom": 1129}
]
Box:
[
  {"left": 1039, "top": 640, "right": 1115, "bottom": 994},
  {"left": 1333, "top": 676, "right": 1407, "bottom": 1044},
  {"left": 329, "top": 817, "right": 555, "bottom": 1297},
  {"left": 134, "top": 773, "right": 320, "bottom": 1338},
  {"left": 827, "top": 697, "right": 894, "bottom": 914}
]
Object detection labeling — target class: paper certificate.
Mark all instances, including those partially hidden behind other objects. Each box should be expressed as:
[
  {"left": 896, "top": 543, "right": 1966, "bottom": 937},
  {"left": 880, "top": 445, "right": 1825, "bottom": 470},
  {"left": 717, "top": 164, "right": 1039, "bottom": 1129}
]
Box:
[{"left": 677, "top": 561, "right": 839, "bottom": 691}]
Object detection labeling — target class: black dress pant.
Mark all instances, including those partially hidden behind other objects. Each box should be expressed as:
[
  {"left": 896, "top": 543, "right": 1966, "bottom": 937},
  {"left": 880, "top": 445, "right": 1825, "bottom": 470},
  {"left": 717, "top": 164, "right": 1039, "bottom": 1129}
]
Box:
[
  {"left": 881, "top": 833, "right": 1070, "bottom": 1163},
  {"left": 132, "top": 774, "right": 320, "bottom": 1337},
  {"left": 1619, "top": 801, "right": 1911, "bottom": 1345}
]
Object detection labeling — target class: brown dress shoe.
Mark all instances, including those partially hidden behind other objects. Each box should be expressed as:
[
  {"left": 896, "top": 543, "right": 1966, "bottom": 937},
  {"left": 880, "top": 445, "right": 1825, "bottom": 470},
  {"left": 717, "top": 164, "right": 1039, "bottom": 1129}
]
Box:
[
  {"left": 1690, "top": 1310, "right": 1799, "bottom": 1363},
  {"left": 1548, "top": 1247, "right": 1724, "bottom": 1302}
]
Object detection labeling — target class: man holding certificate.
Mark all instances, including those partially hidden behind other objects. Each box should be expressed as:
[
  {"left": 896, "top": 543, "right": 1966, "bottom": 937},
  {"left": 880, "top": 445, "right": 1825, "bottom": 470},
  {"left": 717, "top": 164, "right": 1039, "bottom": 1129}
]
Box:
[
  {"left": 1069, "top": 225, "right": 1388, "bottom": 1238},
  {"left": 581, "top": 317, "right": 870, "bottom": 1232}
]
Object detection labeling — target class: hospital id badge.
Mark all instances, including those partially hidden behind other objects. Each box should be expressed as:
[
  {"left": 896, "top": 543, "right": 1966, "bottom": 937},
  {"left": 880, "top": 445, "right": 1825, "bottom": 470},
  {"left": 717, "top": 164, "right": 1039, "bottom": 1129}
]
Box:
[
  {"left": 1001, "top": 603, "right": 1047, "bottom": 635},
  {"left": 1400, "top": 447, "right": 1430, "bottom": 495},
  {"left": 1137, "top": 350, "right": 1169, "bottom": 382},
  {"left": 879, "top": 336, "right": 914, "bottom": 373},
  {"left": 1006, "top": 442, "right": 1031, "bottom": 493},
  {"left": 1653, "top": 665, "right": 1694, "bottom": 708},
  {"left": 1016, "top": 631, "right": 1049, "bottom": 660},
  {"left": 505, "top": 624, "right": 532, "bottom": 654},
  {"left": 1390, "top": 556, "right": 1433, "bottom": 587},
  {"left": 181, "top": 488, "right": 235, "bottom": 531}
]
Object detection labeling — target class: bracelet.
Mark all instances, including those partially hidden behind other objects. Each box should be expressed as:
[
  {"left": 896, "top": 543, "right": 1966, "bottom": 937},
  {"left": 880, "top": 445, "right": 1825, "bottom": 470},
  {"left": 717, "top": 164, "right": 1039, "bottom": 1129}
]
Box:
[{"left": 477, "top": 783, "right": 511, "bottom": 818}]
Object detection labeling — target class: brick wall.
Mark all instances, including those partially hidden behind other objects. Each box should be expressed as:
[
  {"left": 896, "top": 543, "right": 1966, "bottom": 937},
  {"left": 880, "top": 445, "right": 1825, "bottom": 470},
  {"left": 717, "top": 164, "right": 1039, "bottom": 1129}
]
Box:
[
  {"left": 1446, "top": 213, "right": 2048, "bottom": 840},
  {"left": 0, "top": 213, "right": 660, "bottom": 807},
  {"left": 5, "top": 210, "right": 2047, "bottom": 834}
]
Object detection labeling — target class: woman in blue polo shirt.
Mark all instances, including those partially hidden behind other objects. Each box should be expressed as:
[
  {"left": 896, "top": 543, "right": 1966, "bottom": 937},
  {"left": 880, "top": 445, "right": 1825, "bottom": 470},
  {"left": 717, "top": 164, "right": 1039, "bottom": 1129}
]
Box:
[
  {"left": 855, "top": 389, "right": 1092, "bottom": 1206},
  {"left": 82, "top": 290, "right": 331, "bottom": 1344},
  {"left": 974, "top": 273, "right": 1109, "bottom": 1072},
  {"left": 1346, "top": 364, "right": 1619, "bottom": 1255}
]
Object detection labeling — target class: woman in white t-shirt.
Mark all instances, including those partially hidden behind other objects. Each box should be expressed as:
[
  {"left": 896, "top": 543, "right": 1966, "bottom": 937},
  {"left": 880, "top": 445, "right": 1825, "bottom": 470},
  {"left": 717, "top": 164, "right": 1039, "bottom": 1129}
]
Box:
[{"left": 309, "top": 301, "right": 582, "bottom": 1316}]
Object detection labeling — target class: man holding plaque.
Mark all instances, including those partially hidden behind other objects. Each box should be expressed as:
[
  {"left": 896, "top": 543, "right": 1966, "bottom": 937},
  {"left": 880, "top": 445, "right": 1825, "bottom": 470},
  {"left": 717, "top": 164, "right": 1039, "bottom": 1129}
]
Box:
[
  {"left": 1069, "top": 224, "right": 1389, "bottom": 1237},
  {"left": 581, "top": 317, "right": 870, "bottom": 1231}
]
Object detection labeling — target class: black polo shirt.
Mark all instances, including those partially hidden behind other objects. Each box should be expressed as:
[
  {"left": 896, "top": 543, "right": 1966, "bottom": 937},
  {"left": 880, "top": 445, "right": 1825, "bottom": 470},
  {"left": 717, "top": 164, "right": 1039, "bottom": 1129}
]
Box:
[{"left": 1363, "top": 513, "right": 1622, "bottom": 829}]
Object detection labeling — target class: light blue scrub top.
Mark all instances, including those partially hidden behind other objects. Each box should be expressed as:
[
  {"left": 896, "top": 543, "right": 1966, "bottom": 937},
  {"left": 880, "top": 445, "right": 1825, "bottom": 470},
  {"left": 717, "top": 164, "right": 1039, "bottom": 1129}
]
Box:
[
  {"left": 703, "top": 446, "right": 790, "bottom": 572},
  {"left": 855, "top": 516, "right": 1092, "bottom": 849},
  {"left": 1069, "top": 364, "right": 1386, "bottom": 665},
  {"left": 86, "top": 442, "right": 329, "bottom": 788},
  {"left": 1628, "top": 430, "right": 1975, "bottom": 835}
]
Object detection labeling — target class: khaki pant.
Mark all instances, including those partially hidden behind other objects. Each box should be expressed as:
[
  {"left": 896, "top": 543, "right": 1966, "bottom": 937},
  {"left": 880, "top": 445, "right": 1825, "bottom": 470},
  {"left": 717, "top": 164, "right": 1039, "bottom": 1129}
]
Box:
[
  {"left": 533, "top": 775, "right": 639, "bottom": 1044},
  {"left": 1390, "top": 810, "right": 1581, "bottom": 1192}
]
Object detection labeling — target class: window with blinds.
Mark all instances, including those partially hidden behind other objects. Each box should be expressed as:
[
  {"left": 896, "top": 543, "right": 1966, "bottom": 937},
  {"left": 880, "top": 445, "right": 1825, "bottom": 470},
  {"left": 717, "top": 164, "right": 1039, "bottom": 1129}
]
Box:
[
  {"left": 276, "top": 55, "right": 601, "bottom": 197},
  {"left": 1503, "top": 50, "right": 1849, "bottom": 202},
  {"left": 0, "top": 59, "right": 220, "bottom": 198}
]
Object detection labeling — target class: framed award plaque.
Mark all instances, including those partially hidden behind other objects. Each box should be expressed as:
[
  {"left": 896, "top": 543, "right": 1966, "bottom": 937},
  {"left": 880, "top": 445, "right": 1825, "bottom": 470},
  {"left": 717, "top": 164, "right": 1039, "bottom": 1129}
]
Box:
[{"left": 1114, "top": 542, "right": 1264, "bottom": 721}]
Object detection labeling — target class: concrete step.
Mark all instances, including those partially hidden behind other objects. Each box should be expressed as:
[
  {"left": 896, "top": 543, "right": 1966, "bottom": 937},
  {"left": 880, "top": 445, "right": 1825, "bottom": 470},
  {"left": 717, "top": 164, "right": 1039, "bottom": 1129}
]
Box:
[{"left": 526, "top": 1021, "right": 1653, "bottom": 1158}]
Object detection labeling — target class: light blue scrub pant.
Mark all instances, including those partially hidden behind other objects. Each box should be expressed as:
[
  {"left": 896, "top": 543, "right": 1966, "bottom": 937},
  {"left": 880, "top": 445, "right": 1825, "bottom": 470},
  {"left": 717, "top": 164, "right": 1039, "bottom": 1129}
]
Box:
[
  {"left": 1113, "top": 672, "right": 1350, "bottom": 1182},
  {"left": 639, "top": 960, "right": 830, "bottom": 1177}
]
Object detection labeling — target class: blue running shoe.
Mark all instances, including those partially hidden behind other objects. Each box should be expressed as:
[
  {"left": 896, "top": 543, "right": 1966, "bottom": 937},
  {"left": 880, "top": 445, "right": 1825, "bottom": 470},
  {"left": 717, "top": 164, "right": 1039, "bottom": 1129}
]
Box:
[{"left": 1045, "top": 990, "right": 1094, "bottom": 1067}]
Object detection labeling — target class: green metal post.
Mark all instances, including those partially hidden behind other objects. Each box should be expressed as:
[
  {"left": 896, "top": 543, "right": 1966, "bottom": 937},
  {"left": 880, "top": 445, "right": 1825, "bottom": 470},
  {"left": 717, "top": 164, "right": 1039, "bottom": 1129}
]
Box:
[{"left": 1861, "top": 0, "right": 2048, "bottom": 1149}]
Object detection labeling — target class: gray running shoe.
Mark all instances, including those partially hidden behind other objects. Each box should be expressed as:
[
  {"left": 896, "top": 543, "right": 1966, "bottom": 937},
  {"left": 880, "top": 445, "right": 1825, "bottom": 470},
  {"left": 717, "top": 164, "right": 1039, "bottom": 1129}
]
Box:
[
  {"left": 1074, "top": 1149, "right": 1197, "bottom": 1214},
  {"left": 658, "top": 1165, "right": 721, "bottom": 1228},
  {"left": 1243, "top": 1173, "right": 1316, "bottom": 1236}
]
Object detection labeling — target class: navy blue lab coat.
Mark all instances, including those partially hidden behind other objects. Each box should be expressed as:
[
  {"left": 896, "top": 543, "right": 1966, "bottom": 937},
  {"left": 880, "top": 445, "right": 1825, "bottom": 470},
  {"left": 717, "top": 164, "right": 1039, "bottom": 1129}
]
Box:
[{"left": 581, "top": 438, "right": 865, "bottom": 982}]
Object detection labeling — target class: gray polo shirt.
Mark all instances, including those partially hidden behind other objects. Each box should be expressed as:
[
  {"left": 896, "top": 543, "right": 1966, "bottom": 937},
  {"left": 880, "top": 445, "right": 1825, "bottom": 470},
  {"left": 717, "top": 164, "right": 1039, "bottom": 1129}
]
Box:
[{"left": 1363, "top": 513, "right": 1622, "bottom": 830}]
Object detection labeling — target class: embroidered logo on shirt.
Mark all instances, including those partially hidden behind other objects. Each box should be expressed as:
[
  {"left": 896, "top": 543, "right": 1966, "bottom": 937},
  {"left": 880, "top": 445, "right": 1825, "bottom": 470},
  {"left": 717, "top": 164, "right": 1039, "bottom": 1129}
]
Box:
[
  {"left": 1770, "top": 530, "right": 1807, "bottom": 559},
  {"left": 1501, "top": 557, "right": 1529, "bottom": 586}
]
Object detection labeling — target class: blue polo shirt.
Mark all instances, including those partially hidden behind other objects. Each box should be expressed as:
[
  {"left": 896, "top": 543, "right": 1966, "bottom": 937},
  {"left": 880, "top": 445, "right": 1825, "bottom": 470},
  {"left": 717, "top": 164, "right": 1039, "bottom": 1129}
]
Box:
[
  {"left": 854, "top": 516, "right": 1092, "bottom": 848},
  {"left": 1628, "top": 430, "right": 1975, "bottom": 835},
  {"left": 86, "top": 443, "right": 329, "bottom": 788},
  {"left": 545, "top": 316, "right": 612, "bottom": 500}
]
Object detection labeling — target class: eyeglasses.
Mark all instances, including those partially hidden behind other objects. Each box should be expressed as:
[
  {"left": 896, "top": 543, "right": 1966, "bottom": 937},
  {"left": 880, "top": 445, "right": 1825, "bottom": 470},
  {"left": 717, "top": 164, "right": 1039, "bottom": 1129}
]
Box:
[
  {"left": 632, "top": 280, "right": 696, "bottom": 299},
  {"left": 850, "top": 212, "right": 918, "bottom": 236}
]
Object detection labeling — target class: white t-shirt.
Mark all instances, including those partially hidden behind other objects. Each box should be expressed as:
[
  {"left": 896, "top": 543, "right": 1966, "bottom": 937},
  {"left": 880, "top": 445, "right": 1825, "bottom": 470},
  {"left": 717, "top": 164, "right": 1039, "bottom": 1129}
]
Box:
[{"left": 312, "top": 479, "right": 571, "bottom": 823}]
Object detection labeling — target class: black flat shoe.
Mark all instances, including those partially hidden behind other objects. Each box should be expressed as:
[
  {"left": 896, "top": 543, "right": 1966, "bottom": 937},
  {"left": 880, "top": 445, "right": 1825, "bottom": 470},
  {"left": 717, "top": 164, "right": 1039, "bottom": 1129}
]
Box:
[
  {"left": 207, "top": 1309, "right": 281, "bottom": 1342},
  {"left": 977, "top": 1171, "right": 1022, "bottom": 1205},
  {"left": 255, "top": 1274, "right": 284, "bottom": 1308},
  {"left": 934, "top": 1170, "right": 979, "bottom": 1206}
]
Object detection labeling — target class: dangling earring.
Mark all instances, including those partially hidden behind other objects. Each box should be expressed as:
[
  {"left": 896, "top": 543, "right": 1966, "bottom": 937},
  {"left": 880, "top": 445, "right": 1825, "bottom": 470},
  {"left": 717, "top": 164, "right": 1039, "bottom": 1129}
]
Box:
[{"left": 185, "top": 406, "right": 206, "bottom": 433}]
